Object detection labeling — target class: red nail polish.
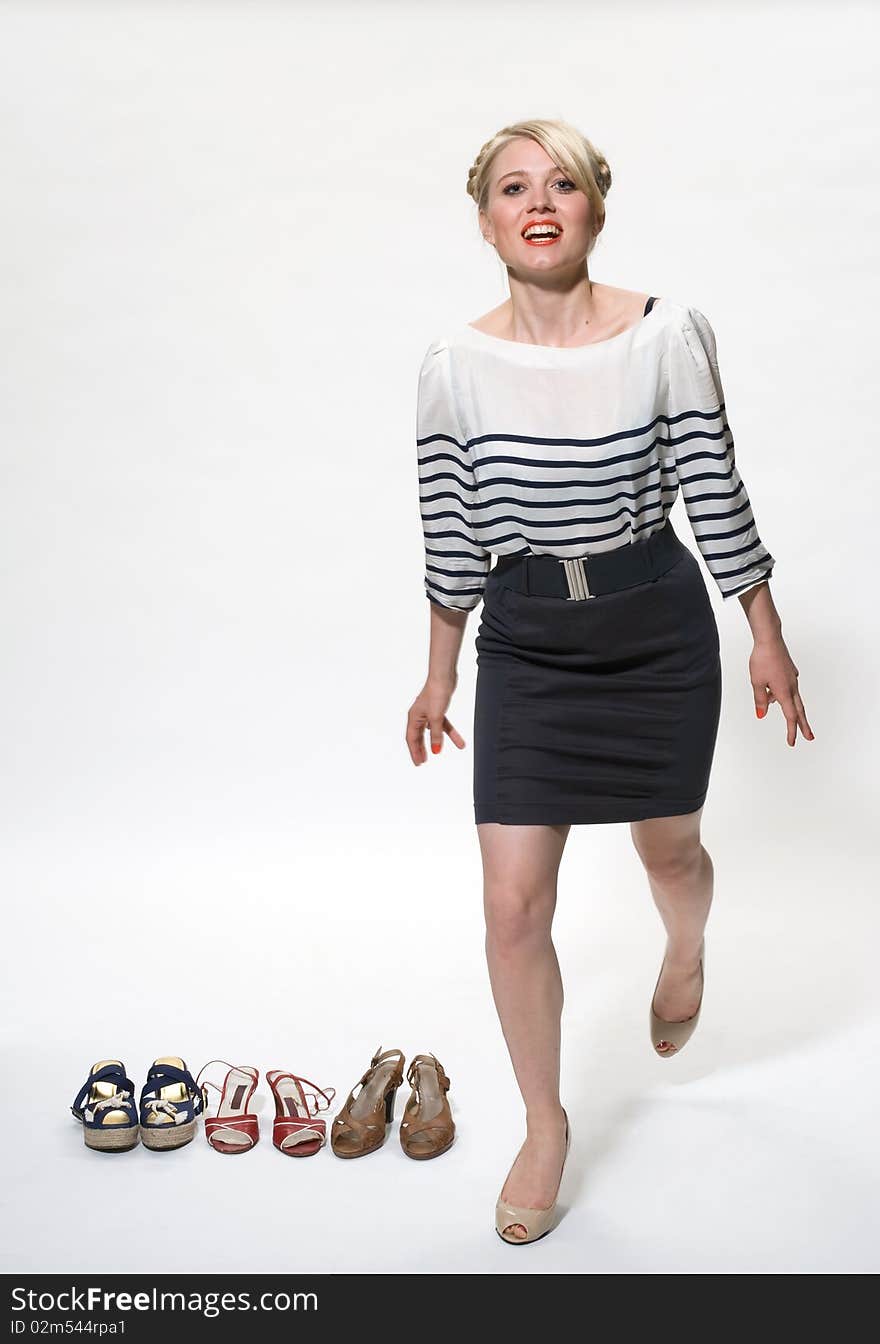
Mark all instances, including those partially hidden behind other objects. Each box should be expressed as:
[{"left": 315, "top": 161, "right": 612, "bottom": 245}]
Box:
[
  {"left": 756, "top": 707, "right": 766, "bottom": 718},
  {"left": 432, "top": 743, "right": 441, "bottom": 753}
]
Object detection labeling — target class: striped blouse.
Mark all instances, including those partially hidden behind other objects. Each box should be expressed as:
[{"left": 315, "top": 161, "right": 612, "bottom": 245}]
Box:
[{"left": 415, "top": 296, "right": 775, "bottom": 612}]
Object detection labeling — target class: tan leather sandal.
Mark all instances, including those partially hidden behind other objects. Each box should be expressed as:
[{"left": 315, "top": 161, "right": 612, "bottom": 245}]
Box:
[
  {"left": 399, "top": 1053, "right": 455, "bottom": 1160},
  {"left": 495, "top": 1109, "right": 571, "bottom": 1245},
  {"left": 649, "top": 937, "right": 706, "bottom": 1057},
  {"left": 330, "top": 1045, "right": 405, "bottom": 1158}
]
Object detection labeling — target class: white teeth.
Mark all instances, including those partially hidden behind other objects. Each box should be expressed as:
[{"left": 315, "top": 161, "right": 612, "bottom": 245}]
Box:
[{"left": 523, "top": 225, "right": 561, "bottom": 239}]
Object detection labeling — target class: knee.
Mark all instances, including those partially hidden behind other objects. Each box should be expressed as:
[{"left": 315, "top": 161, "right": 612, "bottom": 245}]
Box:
[
  {"left": 637, "top": 838, "right": 706, "bottom": 885},
  {"left": 483, "top": 882, "right": 554, "bottom": 953}
]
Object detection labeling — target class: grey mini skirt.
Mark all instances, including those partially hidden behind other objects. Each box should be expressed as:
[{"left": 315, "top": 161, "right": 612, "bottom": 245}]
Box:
[{"left": 473, "top": 528, "right": 723, "bottom": 826}]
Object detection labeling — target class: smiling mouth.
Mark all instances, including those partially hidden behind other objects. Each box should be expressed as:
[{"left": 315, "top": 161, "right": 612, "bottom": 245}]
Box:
[{"left": 521, "top": 223, "right": 563, "bottom": 245}]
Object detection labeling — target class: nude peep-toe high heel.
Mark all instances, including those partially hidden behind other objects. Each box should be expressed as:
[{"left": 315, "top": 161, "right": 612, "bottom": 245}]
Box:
[
  {"left": 649, "top": 938, "right": 706, "bottom": 1057},
  {"left": 495, "top": 1109, "right": 570, "bottom": 1246}
]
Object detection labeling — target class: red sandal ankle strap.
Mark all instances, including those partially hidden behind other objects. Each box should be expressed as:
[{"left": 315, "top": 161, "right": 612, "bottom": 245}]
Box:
[
  {"left": 266, "top": 1071, "right": 336, "bottom": 1116},
  {"left": 196, "top": 1060, "right": 259, "bottom": 1096}
]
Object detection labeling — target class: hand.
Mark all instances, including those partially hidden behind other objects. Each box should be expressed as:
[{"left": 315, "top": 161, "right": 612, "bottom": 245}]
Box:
[
  {"left": 406, "top": 676, "right": 467, "bottom": 765},
  {"left": 749, "top": 635, "right": 815, "bottom": 746}
]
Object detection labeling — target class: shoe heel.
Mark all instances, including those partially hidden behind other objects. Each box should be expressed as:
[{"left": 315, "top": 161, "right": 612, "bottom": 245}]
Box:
[{"left": 384, "top": 1083, "right": 400, "bottom": 1124}]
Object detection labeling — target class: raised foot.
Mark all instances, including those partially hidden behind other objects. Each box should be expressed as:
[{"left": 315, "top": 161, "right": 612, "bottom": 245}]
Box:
[
  {"left": 651, "top": 941, "right": 706, "bottom": 1054},
  {"left": 652, "top": 952, "right": 704, "bottom": 1034}
]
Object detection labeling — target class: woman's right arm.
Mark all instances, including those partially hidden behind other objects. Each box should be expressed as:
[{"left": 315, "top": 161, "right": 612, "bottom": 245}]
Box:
[
  {"left": 407, "top": 339, "right": 489, "bottom": 765},
  {"left": 406, "top": 603, "right": 469, "bottom": 765},
  {"left": 414, "top": 339, "right": 490, "bottom": 611}
]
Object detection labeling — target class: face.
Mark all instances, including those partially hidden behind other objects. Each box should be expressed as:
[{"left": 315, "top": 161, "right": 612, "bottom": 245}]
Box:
[{"left": 479, "top": 138, "right": 597, "bottom": 270}]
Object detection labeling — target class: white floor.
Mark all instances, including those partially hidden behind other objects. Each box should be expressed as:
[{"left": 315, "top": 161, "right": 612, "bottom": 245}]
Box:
[{"left": 3, "top": 820, "right": 878, "bottom": 1275}]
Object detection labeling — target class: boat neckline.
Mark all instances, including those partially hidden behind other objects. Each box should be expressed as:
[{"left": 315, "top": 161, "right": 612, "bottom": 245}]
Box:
[{"left": 460, "top": 296, "right": 667, "bottom": 355}]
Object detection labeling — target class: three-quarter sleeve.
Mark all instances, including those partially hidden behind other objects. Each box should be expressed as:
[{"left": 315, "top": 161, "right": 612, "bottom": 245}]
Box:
[
  {"left": 416, "top": 339, "right": 491, "bottom": 611},
  {"left": 667, "top": 307, "right": 775, "bottom": 600}
]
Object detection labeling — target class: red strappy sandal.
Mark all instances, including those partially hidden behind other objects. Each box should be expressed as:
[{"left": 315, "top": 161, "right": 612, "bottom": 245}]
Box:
[
  {"left": 196, "top": 1060, "right": 260, "bottom": 1155},
  {"left": 266, "top": 1070, "right": 336, "bottom": 1157}
]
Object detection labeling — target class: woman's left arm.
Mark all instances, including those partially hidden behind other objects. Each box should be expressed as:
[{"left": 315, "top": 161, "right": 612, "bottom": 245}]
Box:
[
  {"left": 739, "top": 582, "right": 815, "bottom": 746},
  {"left": 667, "top": 305, "right": 815, "bottom": 748}
]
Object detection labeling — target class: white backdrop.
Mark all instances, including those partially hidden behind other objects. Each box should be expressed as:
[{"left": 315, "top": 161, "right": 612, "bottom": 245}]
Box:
[{"left": 1, "top": 0, "right": 877, "bottom": 1274}]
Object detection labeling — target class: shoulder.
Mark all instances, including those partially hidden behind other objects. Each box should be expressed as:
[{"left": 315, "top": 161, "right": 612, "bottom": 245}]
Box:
[
  {"left": 682, "top": 303, "right": 716, "bottom": 343},
  {"left": 418, "top": 336, "right": 452, "bottom": 373},
  {"left": 655, "top": 297, "right": 710, "bottom": 335},
  {"left": 421, "top": 335, "right": 450, "bottom": 356},
  {"left": 660, "top": 300, "right": 720, "bottom": 364}
]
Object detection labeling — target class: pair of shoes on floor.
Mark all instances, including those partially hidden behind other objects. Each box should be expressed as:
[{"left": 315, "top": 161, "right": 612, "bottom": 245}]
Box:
[
  {"left": 330, "top": 1046, "right": 455, "bottom": 1160},
  {"left": 197, "top": 1060, "right": 336, "bottom": 1156},
  {"left": 71, "top": 1057, "right": 207, "bottom": 1153},
  {"left": 495, "top": 1109, "right": 571, "bottom": 1246},
  {"left": 649, "top": 937, "right": 707, "bottom": 1057}
]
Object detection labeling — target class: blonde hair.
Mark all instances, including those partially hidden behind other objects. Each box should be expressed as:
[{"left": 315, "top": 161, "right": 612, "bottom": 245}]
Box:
[{"left": 466, "top": 118, "right": 611, "bottom": 257}]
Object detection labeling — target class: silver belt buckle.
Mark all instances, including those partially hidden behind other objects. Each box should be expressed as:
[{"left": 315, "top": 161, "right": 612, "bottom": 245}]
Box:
[{"left": 559, "top": 556, "right": 594, "bottom": 600}]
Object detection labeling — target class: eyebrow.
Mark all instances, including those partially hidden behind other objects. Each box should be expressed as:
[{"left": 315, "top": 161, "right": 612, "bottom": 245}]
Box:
[{"left": 496, "top": 167, "right": 564, "bottom": 183}]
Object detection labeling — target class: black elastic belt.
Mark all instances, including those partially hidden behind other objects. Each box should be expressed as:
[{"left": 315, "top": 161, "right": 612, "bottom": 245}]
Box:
[{"left": 491, "top": 518, "right": 686, "bottom": 600}]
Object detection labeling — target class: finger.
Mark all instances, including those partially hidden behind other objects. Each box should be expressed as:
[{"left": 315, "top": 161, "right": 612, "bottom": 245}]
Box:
[
  {"left": 779, "top": 695, "right": 798, "bottom": 746},
  {"left": 793, "top": 690, "right": 815, "bottom": 741},
  {"left": 406, "top": 709, "right": 428, "bottom": 766},
  {"left": 444, "top": 716, "right": 466, "bottom": 750},
  {"left": 754, "top": 683, "right": 771, "bottom": 719},
  {"left": 429, "top": 716, "right": 445, "bottom": 754}
]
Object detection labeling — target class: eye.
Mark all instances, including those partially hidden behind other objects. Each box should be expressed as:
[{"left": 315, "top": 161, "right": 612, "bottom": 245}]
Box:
[{"left": 502, "top": 178, "right": 576, "bottom": 194}]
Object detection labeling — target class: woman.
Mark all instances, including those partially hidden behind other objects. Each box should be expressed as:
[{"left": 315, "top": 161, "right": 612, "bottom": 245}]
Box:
[{"left": 406, "top": 118, "right": 814, "bottom": 1246}]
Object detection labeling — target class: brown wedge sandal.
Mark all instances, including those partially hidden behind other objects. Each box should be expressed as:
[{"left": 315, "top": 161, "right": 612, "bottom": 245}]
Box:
[
  {"left": 399, "top": 1054, "right": 455, "bottom": 1160},
  {"left": 330, "top": 1045, "right": 404, "bottom": 1159}
]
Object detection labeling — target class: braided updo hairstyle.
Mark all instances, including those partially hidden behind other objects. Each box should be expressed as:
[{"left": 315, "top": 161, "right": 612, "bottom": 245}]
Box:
[{"left": 466, "top": 118, "right": 611, "bottom": 259}]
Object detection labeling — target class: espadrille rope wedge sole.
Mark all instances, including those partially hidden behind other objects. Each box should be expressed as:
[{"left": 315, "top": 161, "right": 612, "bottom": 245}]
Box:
[
  {"left": 71, "top": 1060, "right": 139, "bottom": 1152},
  {"left": 139, "top": 1056, "right": 207, "bottom": 1151}
]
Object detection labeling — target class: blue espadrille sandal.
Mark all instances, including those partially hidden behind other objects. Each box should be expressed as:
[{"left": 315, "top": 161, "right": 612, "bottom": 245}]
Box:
[
  {"left": 139, "top": 1056, "right": 207, "bottom": 1151},
  {"left": 71, "top": 1060, "right": 139, "bottom": 1152}
]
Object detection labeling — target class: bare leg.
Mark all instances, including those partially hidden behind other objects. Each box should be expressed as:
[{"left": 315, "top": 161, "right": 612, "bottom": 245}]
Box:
[
  {"left": 630, "top": 808, "right": 713, "bottom": 1053},
  {"left": 477, "top": 820, "right": 571, "bottom": 1240}
]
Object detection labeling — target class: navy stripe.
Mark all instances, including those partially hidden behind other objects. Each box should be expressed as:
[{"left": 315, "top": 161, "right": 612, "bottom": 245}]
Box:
[
  {"left": 721, "top": 566, "right": 774, "bottom": 597},
  {"left": 465, "top": 413, "right": 670, "bottom": 452}
]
